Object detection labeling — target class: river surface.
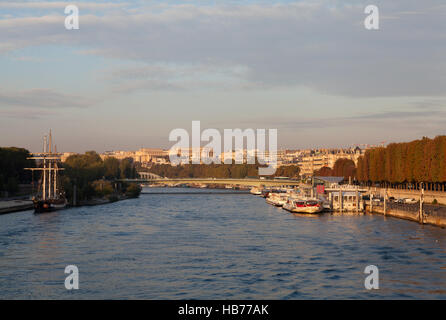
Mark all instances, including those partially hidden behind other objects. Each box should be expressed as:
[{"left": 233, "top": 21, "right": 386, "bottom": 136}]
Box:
[{"left": 1, "top": 187, "right": 446, "bottom": 299}]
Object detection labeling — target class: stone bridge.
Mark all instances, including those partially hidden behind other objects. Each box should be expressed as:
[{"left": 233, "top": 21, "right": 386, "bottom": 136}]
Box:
[{"left": 121, "top": 177, "right": 302, "bottom": 188}]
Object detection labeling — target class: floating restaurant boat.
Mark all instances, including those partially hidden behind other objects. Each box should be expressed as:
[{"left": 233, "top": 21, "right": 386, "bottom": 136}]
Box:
[
  {"left": 250, "top": 187, "right": 262, "bottom": 195},
  {"left": 265, "top": 192, "right": 288, "bottom": 207},
  {"left": 282, "top": 198, "right": 323, "bottom": 214},
  {"left": 261, "top": 189, "right": 271, "bottom": 198},
  {"left": 26, "top": 130, "right": 67, "bottom": 213}
]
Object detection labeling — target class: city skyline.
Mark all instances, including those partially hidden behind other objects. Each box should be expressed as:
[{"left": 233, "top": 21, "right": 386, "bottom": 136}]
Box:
[
  {"left": 1, "top": 0, "right": 445, "bottom": 153},
  {"left": 2, "top": 0, "right": 446, "bottom": 304}
]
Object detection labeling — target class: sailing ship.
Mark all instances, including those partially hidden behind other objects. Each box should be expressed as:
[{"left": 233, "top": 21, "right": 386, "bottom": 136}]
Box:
[{"left": 26, "top": 130, "right": 67, "bottom": 213}]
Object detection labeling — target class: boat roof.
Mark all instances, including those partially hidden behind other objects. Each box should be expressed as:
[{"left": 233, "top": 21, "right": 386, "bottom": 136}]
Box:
[
  {"left": 314, "top": 176, "right": 344, "bottom": 183},
  {"left": 341, "top": 191, "right": 360, "bottom": 196}
]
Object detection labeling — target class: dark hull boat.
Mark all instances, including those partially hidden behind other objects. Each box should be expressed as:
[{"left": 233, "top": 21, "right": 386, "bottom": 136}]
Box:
[{"left": 33, "top": 199, "right": 67, "bottom": 213}]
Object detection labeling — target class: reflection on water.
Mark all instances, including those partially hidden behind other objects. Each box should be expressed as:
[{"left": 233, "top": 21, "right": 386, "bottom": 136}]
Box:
[{"left": 0, "top": 187, "right": 445, "bottom": 299}]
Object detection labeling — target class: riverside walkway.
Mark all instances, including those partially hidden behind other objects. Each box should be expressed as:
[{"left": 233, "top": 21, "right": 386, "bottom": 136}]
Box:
[{"left": 0, "top": 199, "right": 33, "bottom": 214}]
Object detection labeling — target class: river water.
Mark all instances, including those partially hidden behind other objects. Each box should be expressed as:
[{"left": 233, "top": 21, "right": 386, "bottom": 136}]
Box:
[{"left": 1, "top": 187, "right": 446, "bottom": 299}]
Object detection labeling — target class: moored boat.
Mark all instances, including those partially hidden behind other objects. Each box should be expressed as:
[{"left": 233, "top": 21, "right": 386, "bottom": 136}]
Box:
[
  {"left": 261, "top": 189, "right": 271, "bottom": 198},
  {"left": 266, "top": 192, "right": 288, "bottom": 207},
  {"left": 250, "top": 187, "right": 262, "bottom": 195},
  {"left": 33, "top": 198, "right": 67, "bottom": 213},
  {"left": 282, "top": 198, "right": 323, "bottom": 214}
]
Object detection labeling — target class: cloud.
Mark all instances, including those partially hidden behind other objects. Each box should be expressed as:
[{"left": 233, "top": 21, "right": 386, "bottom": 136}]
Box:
[
  {"left": 0, "top": 107, "right": 58, "bottom": 119},
  {"left": 0, "top": 1, "right": 445, "bottom": 98},
  {"left": 220, "top": 98, "right": 446, "bottom": 130},
  {"left": 0, "top": 1, "right": 127, "bottom": 10},
  {"left": 106, "top": 63, "right": 257, "bottom": 93},
  {"left": 0, "top": 88, "right": 95, "bottom": 109}
]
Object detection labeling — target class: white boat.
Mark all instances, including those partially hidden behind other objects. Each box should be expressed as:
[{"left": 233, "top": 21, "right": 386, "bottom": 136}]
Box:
[
  {"left": 250, "top": 187, "right": 262, "bottom": 195},
  {"left": 283, "top": 198, "right": 323, "bottom": 214},
  {"left": 266, "top": 193, "right": 288, "bottom": 207}
]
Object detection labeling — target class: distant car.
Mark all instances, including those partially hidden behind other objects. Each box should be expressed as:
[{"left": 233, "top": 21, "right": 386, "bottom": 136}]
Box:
[{"left": 404, "top": 198, "right": 417, "bottom": 204}]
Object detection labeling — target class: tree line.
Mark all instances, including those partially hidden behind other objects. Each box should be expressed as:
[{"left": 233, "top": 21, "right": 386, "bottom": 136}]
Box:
[
  {"left": 62, "top": 151, "right": 140, "bottom": 203},
  {"left": 145, "top": 163, "right": 300, "bottom": 179},
  {"left": 0, "top": 147, "right": 34, "bottom": 195},
  {"left": 313, "top": 158, "right": 356, "bottom": 181},
  {"left": 357, "top": 136, "right": 446, "bottom": 184}
]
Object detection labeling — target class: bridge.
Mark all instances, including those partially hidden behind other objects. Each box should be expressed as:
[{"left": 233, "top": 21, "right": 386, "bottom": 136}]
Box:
[
  {"left": 138, "top": 172, "right": 163, "bottom": 179},
  {"left": 120, "top": 177, "right": 302, "bottom": 187}
]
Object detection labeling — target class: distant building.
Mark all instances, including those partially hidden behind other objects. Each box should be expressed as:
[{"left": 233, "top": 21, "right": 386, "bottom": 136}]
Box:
[
  {"left": 313, "top": 176, "right": 345, "bottom": 188},
  {"left": 97, "top": 146, "right": 366, "bottom": 175},
  {"left": 100, "top": 148, "right": 169, "bottom": 165},
  {"left": 61, "top": 152, "right": 77, "bottom": 162},
  {"left": 297, "top": 147, "right": 365, "bottom": 177}
]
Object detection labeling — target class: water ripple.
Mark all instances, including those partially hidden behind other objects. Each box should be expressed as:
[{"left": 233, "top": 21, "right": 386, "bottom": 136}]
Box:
[{"left": 0, "top": 187, "right": 446, "bottom": 299}]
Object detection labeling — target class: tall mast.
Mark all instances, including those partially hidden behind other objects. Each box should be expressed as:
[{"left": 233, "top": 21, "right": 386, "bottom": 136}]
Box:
[
  {"left": 43, "top": 135, "right": 47, "bottom": 201},
  {"left": 54, "top": 144, "right": 58, "bottom": 196},
  {"left": 48, "top": 130, "right": 52, "bottom": 198},
  {"left": 25, "top": 130, "right": 64, "bottom": 202}
]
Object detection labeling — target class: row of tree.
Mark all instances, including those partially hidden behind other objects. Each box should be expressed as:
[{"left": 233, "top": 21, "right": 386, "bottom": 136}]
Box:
[
  {"left": 62, "top": 151, "right": 139, "bottom": 202},
  {"left": 146, "top": 163, "right": 300, "bottom": 179},
  {"left": 313, "top": 158, "right": 356, "bottom": 180},
  {"left": 0, "top": 147, "right": 34, "bottom": 195},
  {"left": 357, "top": 136, "right": 446, "bottom": 183}
]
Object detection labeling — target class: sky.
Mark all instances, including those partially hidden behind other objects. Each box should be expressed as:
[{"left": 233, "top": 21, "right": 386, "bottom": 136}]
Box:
[{"left": 0, "top": 0, "right": 445, "bottom": 153}]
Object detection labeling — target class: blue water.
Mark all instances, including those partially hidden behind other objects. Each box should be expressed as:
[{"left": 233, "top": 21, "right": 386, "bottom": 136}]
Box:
[{"left": 1, "top": 187, "right": 446, "bottom": 299}]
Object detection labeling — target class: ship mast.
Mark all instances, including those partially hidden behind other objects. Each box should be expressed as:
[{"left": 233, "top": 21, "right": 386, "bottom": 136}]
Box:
[
  {"left": 48, "top": 130, "right": 52, "bottom": 199},
  {"left": 43, "top": 135, "right": 47, "bottom": 200},
  {"left": 25, "top": 130, "right": 64, "bottom": 201}
]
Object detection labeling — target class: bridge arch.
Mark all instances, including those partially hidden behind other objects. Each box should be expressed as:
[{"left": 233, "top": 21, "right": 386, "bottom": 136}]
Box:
[{"left": 138, "top": 171, "right": 163, "bottom": 180}]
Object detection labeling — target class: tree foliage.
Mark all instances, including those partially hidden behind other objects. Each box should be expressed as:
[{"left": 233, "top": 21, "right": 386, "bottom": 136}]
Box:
[
  {"left": 146, "top": 163, "right": 300, "bottom": 179},
  {"left": 314, "top": 159, "right": 356, "bottom": 180},
  {"left": 357, "top": 136, "right": 446, "bottom": 183},
  {"left": 0, "top": 147, "right": 34, "bottom": 194},
  {"left": 62, "top": 152, "right": 137, "bottom": 202}
]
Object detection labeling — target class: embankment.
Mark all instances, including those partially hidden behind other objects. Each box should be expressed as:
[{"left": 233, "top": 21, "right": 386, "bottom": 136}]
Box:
[
  {"left": 0, "top": 200, "right": 33, "bottom": 214},
  {"left": 372, "top": 188, "right": 446, "bottom": 205},
  {"left": 367, "top": 202, "right": 446, "bottom": 228}
]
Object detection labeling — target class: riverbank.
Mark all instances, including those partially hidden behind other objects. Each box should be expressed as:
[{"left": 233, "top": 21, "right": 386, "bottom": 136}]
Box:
[
  {"left": 366, "top": 202, "right": 446, "bottom": 228},
  {"left": 370, "top": 187, "right": 446, "bottom": 205},
  {"left": 74, "top": 194, "right": 135, "bottom": 207},
  {"left": 0, "top": 199, "right": 33, "bottom": 214},
  {"left": 0, "top": 194, "right": 138, "bottom": 214}
]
